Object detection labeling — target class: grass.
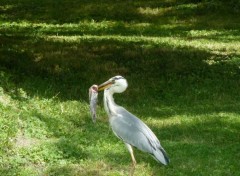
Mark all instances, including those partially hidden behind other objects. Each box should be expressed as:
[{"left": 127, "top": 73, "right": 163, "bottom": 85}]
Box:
[{"left": 0, "top": 0, "right": 240, "bottom": 175}]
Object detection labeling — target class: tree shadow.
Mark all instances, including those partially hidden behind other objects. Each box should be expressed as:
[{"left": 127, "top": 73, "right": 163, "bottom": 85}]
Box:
[
  {"left": 1, "top": 34, "right": 240, "bottom": 117},
  {"left": 1, "top": 0, "right": 239, "bottom": 28}
]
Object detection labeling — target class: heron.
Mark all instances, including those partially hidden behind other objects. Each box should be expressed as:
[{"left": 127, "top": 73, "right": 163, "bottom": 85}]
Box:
[{"left": 98, "top": 76, "right": 169, "bottom": 175}]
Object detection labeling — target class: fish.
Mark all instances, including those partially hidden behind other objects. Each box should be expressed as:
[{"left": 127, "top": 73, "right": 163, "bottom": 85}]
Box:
[{"left": 89, "top": 85, "right": 98, "bottom": 123}]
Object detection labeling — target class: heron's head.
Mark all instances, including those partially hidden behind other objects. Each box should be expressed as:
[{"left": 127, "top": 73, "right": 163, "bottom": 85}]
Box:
[{"left": 98, "top": 76, "right": 128, "bottom": 93}]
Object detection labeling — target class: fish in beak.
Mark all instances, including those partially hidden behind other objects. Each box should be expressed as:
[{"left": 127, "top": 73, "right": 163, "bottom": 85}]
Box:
[{"left": 89, "top": 85, "right": 98, "bottom": 123}]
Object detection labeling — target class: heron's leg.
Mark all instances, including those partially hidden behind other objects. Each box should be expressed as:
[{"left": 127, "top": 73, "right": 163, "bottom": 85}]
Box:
[{"left": 125, "top": 143, "right": 136, "bottom": 176}]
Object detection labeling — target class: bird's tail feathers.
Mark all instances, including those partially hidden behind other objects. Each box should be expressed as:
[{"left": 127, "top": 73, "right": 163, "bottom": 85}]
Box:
[{"left": 152, "top": 148, "right": 170, "bottom": 165}]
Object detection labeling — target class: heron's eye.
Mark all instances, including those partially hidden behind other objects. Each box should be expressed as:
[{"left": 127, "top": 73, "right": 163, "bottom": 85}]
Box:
[{"left": 114, "top": 76, "right": 123, "bottom": 80}]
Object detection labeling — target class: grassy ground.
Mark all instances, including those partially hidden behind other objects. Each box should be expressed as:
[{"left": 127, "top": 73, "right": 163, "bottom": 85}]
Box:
[{"left": 1, "top": 0, "right": 240, "bottom": 175}]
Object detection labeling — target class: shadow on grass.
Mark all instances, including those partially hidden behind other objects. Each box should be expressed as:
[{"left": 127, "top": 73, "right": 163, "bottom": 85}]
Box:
[
  {"left": 1, "top": 35, "right": 240, "bottom": 117},
  {"left": 1, "top": 0, "right": 239, "bottom": 26}
]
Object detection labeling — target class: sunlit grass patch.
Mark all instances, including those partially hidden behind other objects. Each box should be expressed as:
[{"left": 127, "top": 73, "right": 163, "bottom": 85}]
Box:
[
  {"left": 44, "top": 34, "right": 240, "bottom": 55},
  {"left": 138, "top": 3, "right": 200, "bottom": 17},
  {"left": 138, "top": 6, "right": 170, "bottom": 16}
]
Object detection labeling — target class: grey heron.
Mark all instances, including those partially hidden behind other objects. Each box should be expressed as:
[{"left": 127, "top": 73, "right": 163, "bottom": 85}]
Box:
[{"left": 98, "top": 76, "right": 169, "bottom": 174}]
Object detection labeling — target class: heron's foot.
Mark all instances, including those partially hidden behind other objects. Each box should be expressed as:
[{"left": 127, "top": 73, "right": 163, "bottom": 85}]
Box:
[{"left": 129, "top": 161, "right": 136, "bottom": 176}]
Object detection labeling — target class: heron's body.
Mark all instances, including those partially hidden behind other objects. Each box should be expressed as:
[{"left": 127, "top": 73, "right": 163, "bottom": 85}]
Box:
[{"left": 98, "top": 76, "right": 169, "bottom": 174}]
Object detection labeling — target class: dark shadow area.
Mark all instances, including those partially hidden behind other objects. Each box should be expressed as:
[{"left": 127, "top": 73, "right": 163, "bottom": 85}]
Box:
[
  {"left": 0, "top": 0, "right": 239, "bottom": 28},
  {"left": 0, "top": 34, "right": 240, "bottom": 117}
]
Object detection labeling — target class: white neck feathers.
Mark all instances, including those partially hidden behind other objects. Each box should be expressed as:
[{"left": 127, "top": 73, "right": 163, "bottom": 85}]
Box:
[{"left": 104, "top": 89, "right": 117, "bottom": 116}]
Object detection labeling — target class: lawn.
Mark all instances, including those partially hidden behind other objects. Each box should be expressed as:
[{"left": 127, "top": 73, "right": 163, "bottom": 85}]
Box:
[{"left": 0, "top": 0, "right": 240, "bottom": 175}]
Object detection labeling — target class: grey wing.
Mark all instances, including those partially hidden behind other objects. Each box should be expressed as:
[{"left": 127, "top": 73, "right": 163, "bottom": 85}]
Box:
[{"left": 110, "top": 107, "right": 161, "bottom": 154}]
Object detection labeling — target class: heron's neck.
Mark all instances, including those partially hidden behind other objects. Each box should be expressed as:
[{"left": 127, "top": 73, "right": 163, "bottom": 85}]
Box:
[{"left": 104, "top": 89, "right": 117, "bottom": 116}]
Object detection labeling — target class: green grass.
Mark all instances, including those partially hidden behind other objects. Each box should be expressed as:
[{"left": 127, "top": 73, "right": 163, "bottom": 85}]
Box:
[{"left": 1, "top": 0, "right": 240, "bottom": 175}]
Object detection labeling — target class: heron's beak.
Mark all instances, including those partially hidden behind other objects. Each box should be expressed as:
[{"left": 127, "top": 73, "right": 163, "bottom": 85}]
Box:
[{"left": 98, "top": 80, "right": 113, "bottom": 91}]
